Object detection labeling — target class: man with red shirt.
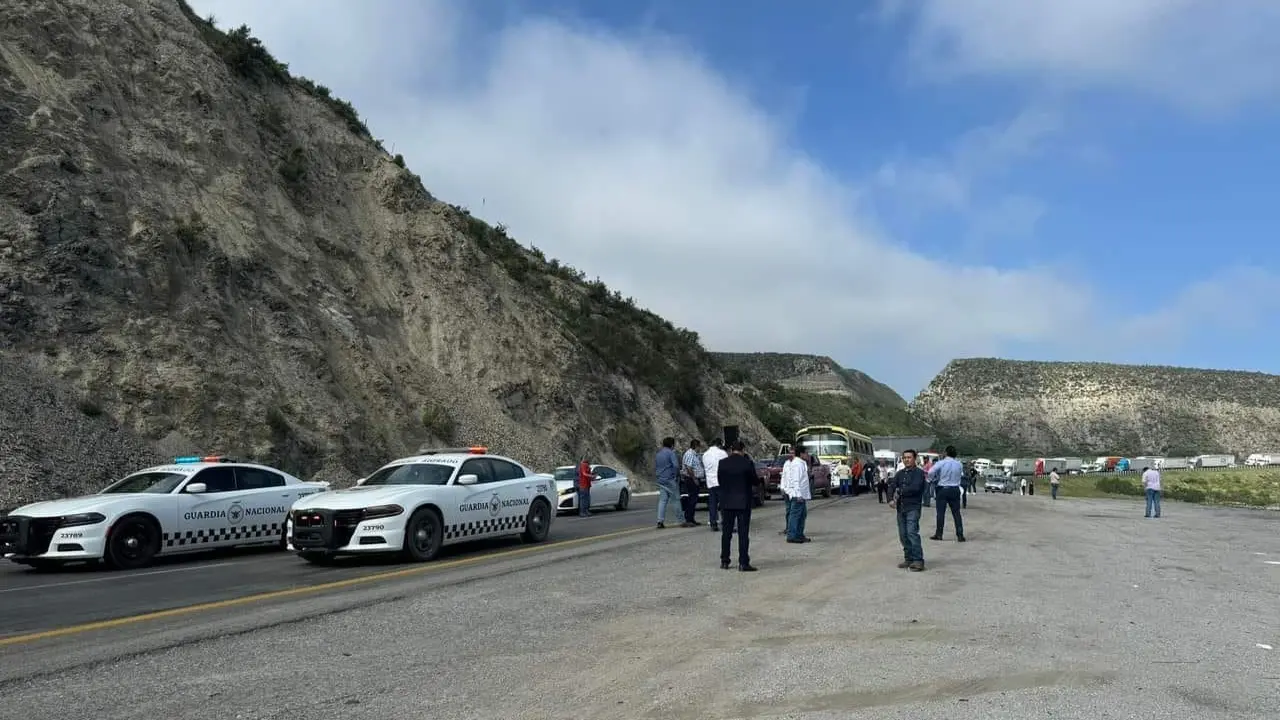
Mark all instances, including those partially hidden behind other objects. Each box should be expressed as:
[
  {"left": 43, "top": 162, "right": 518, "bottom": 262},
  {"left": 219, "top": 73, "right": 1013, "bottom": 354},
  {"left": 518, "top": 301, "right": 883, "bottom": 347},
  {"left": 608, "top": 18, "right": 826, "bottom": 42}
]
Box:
[{"left": 577, "top": 457, "right": 594, "bottom": 517}]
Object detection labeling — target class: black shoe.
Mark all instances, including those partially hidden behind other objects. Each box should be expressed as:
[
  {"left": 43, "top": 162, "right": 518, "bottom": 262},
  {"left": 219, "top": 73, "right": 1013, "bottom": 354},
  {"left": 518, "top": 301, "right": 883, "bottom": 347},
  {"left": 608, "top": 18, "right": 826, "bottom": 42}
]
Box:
[
  {"left": 710, "top": 524, "right": 720, "bottom": 532},
  {"left": 681, "top": 521, "right": 695, "bottom": 528},
  {"left": 656, "top": 522, "right": 665, "bottom": 529},
  {"left": 929, "top": 535, "right": 943, "bottom": 540},
  {"left": 957, "top": 536, "right": 966, "bottom": 542},
  {"left": 739, "top": 565, "right": 757, "bottom": 572},
  {"left": 785, "top": 538, "right": 805, "bottom": 544},
  {"left": 720, "top": 561, "right": 730, "bottom": 570}
]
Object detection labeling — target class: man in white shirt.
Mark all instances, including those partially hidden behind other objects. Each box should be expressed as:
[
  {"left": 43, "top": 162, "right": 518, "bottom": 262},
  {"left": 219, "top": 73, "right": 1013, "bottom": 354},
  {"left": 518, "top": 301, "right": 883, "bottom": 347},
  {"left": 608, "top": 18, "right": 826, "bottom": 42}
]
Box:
[
  {"left": 781, "top": 447, "right": 812, "bottom": 542},
  {"left": 701, "top": 438, "right": 729, "bottom": 532},
  {"left": 1049, "top": 469, "right": 1061, "bottom": 500},
  {"left": 1142, "top": 466, "right": 1162, "bottom": 518}
]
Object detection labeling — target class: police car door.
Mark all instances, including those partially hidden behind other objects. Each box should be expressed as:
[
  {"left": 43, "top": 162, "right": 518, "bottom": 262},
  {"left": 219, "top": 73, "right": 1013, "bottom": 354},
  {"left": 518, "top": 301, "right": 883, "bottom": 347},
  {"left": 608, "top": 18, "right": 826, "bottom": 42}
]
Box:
[
  {"left": 452, "top": 458, "right": 502, "bottom": 540},
  {"left": 488, "top": 457, "right": 535, "bottom": 535},
  {"left": 228, "top": 466, "right": 294, "bottom": 546},
  {"left": 175, "top": 466, "right": 242, "bottom": 550}
]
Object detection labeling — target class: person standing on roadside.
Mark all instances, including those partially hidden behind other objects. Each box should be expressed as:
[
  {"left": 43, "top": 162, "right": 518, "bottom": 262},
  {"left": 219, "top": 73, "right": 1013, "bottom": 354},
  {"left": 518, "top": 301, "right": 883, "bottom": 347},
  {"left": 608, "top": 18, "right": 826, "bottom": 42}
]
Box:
[
  {"left": 654, "top": 437, "right": 681, "bottom": 529},
  {"left": 835, "top": 458, "right": 852, "bottom": 497},
  {"left": 862, "top": 461, "right": 876, "bottom": 496},
  {"left": 927, "top": 446, "right": 966, "bottom": 542},
  {"left": 716, "top": 440, "right": 758, "bottom": 572},
  {"left": 680, "top": 439, "right": 705, "bottom": 527},
  {"left": 890, "top": 449, "right": 927, "bottom": 571},
  {"left": 1142, "top": 465, "right": 1162, "bottom": 518},
  {"left": 576, "top": 455, "right": 594, "bottom": 517},
  {"left": 876, "top": 463, "right": 890, "bottom": 503},
  {"left": 702, "top": 438, "right": 729, "bottom": 532},
  {"left": 781, "top": 446, "right": 812, "bottom": 543},
  {"left": 1050, "top": 469, "right": 1061, "bottom": 500}
]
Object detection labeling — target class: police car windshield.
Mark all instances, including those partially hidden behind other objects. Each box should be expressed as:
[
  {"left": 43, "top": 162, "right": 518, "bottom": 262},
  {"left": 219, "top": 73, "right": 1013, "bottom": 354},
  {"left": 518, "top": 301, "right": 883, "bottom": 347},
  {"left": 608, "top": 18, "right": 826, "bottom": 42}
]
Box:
[
  {"left": 100, "top": 471, "right": 189, "bottom": 494},
  {"left": 552, "top": 468, "right": 577, "bottom": 482},
  {"left": 361, "top": 463, "right": 453, "bottom": 486}
]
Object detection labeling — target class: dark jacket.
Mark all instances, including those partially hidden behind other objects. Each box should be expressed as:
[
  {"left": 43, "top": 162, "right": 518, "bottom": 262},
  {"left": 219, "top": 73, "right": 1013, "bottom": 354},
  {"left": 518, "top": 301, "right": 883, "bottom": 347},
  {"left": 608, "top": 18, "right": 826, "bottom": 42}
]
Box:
[
  {"left": 717, "top": 453, "right": 756, "bottom": 511},
  {"left": 891, "top": 466, "right": 927, "bottom": 507}
]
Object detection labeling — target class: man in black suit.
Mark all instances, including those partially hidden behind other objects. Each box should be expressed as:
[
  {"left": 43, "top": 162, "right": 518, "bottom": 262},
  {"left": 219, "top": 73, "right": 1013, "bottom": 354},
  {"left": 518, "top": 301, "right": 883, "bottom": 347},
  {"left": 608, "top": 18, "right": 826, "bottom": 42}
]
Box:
[{"left": 716, "top": 439, "right": 758, "bottom": 572}]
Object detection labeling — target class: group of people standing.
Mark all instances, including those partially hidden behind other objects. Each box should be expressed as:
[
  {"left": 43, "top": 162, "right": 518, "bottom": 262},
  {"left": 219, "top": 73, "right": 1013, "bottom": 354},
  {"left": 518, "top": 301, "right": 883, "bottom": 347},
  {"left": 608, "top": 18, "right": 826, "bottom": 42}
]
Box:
[
  {"left": 645, "top": 437, "right": 979, "bottom": 574},
  {"left": 653, "top": 436, "right": 759, "bottom": 571}
]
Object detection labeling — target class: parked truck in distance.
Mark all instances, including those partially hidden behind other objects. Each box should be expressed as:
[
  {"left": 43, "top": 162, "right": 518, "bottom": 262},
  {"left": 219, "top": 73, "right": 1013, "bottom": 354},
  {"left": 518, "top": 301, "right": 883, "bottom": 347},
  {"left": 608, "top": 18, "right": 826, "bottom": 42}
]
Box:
[
  {"left": 1192, "top": 454, "right": 1235, "bottom": 469},
  {"left": 1156, "top": 457, "right": 1190, "bottom": 470},
  {"left": 1244, "top": 453, "right": 1280, "bottom": 466}
]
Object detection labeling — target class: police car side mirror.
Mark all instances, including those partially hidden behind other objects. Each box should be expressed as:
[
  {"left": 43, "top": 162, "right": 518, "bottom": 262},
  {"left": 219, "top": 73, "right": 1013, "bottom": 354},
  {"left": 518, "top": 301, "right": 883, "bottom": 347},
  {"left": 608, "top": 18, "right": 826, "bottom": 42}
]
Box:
[
  {"left": 456, "top": 474, "right": 479, "bottom": 486},
  {"left": 354, "top": 477, "right": 367, "bottom": 486},
  {"left": 184, "top": 483, "right": 207, "bottom": 494}
]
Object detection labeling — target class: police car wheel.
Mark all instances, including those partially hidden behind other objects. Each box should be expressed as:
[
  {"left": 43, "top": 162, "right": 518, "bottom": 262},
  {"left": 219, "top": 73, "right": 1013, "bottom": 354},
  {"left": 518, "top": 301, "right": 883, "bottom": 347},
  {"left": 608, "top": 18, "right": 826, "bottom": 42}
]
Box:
[
  {"left": 615, "top": 490, "right": 629, "bottom": 511},
  {"left": 521, "top": 499, "right": 551, "bottom": 543},
  {"left": 401, "top": 507, "right": 443, "bottom": 562},
  {"left": 105, "top": 514, "right": 160, "bottom": 570}
]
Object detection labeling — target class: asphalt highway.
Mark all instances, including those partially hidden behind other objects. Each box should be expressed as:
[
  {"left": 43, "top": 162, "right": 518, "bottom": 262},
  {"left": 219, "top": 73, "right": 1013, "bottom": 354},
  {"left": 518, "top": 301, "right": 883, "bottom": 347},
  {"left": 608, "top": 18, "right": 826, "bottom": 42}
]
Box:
[{"left": 0, "top": 496, "right": 677, "bottom": 637}]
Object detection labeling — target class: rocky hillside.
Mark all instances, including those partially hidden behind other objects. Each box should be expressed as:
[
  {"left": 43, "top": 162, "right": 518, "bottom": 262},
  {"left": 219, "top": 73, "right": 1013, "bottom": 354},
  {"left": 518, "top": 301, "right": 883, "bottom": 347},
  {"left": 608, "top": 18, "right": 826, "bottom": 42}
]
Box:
[
  {"left": 712, "top": 352, "right": 931, "bottom": 441},
  {"left": 912, "top": 358, "right": 1280, "bottom": 457},
  {"left": 0, "top": 0, "right": 778, "bottom": 506}
]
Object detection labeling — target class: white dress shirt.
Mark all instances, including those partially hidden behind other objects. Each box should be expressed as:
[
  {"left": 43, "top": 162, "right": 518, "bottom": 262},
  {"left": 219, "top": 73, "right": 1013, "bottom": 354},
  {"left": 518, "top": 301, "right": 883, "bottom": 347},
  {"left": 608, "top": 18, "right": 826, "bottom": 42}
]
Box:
[
  {"left": 701, "top": 446, "right": 729, "bottom": 489},
  {"left": 781, "top": 457, "right": 812, "bottom": 500}
]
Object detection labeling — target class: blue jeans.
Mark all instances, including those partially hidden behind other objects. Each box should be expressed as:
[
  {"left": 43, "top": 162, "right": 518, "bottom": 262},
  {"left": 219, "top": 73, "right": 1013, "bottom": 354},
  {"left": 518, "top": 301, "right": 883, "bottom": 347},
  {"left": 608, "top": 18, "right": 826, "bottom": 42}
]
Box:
[
  {"left": 577, "top": 488, "right": 590, "bottom": 516},
  {"left": 783, "top": 496, "right": 793, "bottom": 533},
  {"left": 922, "top": 483, "right": 934, "bottom": 507},
  {"left": 786, "top": 499, "right": 808, "bottom": 540},
  {"left": 707, "top": 486, "right": 721, "bottom": 526},
  {"left": 839, "top": 480, "right": 850, "bottom": 496},
  {"left": 897, "top": 505, "right": 923, "bottom": 562},
  {"left": 1145, "top": 488, "right": 1161, "bottom": 517},
  {"left": 1051, "top": 484, "right": 1059, "bottom": 499},
  {"left": 657, "top": 483, "right": 680, "bottom": 523}
]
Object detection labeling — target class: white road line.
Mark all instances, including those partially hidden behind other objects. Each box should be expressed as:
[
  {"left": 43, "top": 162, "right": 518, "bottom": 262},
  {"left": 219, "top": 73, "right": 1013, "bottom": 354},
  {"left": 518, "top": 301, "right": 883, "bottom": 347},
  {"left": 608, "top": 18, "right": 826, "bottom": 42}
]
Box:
[
  {"left": 1264, "top": 561, "right": 1280, "bottom": 566},
  {"left": 0, "top": 561, "right": 241, "bottom": 594}
]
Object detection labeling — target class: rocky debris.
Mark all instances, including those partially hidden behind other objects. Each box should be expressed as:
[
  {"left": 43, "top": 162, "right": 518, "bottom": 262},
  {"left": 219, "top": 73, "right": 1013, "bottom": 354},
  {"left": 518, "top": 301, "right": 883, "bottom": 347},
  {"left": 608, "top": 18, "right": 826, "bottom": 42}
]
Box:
[
  {"left": 0, "top": 352, "right": 163, "bottom": 510},
  {"left": 912, "top": 358, "right": 1280, "bottom": 456}
]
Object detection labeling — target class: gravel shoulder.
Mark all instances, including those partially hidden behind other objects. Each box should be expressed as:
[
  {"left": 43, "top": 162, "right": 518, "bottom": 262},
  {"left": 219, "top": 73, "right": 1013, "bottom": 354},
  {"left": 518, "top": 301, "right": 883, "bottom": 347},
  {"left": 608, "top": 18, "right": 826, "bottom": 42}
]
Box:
[{"left": 0, "top": 494, "right": 1276, "bottom": 719}]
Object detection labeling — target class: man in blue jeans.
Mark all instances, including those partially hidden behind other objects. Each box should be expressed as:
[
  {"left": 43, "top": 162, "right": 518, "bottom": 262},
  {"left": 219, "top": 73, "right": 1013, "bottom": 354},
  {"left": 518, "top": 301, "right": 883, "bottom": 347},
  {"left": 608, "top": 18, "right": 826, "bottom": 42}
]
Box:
[
  {"left": 654, "top": 436, "right": 682, "bottom": 528},
  {"left": 889, "top": 449, "right": 927, "bottom": 571},
  {"left": 781, "top": 446, "right": 812, "bottom": 542},
  {"left": 1142, "top": 465, "right": 1162, "bottom": 518}
]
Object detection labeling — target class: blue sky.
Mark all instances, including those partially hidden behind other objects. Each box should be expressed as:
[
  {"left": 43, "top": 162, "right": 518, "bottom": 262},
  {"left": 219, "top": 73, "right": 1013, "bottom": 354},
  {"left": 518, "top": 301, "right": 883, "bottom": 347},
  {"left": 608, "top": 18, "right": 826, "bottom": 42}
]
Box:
[{"left": 193, "top": 0, "right": 1280, "bottom": 397}]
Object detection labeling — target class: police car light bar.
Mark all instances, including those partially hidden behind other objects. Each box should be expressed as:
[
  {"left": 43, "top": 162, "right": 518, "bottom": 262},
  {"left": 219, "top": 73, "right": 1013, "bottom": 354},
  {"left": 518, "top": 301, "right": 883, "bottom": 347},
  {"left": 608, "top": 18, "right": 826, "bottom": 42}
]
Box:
[
  {"left": 416, "top": 446, "right": 489, "bottom": 455},
  {"left": 174, "top": 456, "right": 231, "bottom": 464}
]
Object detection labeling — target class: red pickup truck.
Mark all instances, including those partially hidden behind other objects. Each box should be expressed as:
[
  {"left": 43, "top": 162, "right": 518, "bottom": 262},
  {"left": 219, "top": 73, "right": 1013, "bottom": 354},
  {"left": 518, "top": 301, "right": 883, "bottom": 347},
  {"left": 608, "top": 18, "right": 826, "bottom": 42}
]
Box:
[{"left": 756, "top": 455, "right": 831, "bottom": 499}]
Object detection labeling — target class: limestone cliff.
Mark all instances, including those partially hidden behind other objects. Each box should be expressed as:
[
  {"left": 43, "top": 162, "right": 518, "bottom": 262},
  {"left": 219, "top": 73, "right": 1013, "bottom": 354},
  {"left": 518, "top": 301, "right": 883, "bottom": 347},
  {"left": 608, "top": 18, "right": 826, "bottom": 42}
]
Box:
[
  {"left": 0, "top": 0, "right": 777, "bottom": 506},
  {"left": 911, "top": 358, "right": 1280, "bottom": 457},
  {"left": 711, "top": 352, "right": 930, "bottom": 441}
]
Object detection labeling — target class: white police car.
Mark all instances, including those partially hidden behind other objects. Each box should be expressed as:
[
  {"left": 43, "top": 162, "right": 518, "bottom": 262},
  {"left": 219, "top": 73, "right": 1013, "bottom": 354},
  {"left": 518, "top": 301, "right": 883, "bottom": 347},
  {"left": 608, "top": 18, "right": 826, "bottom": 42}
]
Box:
[
  {"left": 0, "top": 456, "right": 328, "bottom": 570},
  {"left": 287, "top": 447, "right": 556, "bottom": 564}
]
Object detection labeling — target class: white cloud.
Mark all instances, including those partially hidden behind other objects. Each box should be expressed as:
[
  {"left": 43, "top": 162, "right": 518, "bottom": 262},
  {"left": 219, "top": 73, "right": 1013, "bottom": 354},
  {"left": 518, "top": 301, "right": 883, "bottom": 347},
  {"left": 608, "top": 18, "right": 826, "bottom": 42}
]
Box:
[
  {"left": 891, "top": 0, "right": 1280, "bottom": 115},
  {"left": 185, "top": 0, "right": 1260, "bottom": 395}
]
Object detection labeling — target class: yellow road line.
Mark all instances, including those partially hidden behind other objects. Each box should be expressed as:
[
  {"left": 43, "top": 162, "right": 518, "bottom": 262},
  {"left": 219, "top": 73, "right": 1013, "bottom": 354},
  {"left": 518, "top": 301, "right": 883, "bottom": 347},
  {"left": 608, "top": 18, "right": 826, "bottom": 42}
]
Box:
[{"left": 0, "top": 526, "right": 653, "bottom": 647}]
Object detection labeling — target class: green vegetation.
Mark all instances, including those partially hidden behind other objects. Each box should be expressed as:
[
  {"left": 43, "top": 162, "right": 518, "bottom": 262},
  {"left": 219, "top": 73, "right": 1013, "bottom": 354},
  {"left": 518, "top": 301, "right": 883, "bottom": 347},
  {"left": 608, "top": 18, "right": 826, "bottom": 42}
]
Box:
[
  {"left": 178, "top": 2, "right": 373, "bottom": 141},
  {"left": 453, "top": 206, "right": 708, "bottom": 420},
  {"left": 178, "top": 1, "right": 716, "bottom": 431},
  {"left": 277, "top": 146, "right": 307, "bottom": 186},
  {"left": 420, "top": 403, "right": 458, "bottom": 442},
  {"left": 1058, "top": 469, "right": 1280, "bottom": 508},
  {"left": 742, "top": 381, "right": 929, "bottom": 442},
  {"left": 608, "top": 421, "right": 651, "bottom": 467}
]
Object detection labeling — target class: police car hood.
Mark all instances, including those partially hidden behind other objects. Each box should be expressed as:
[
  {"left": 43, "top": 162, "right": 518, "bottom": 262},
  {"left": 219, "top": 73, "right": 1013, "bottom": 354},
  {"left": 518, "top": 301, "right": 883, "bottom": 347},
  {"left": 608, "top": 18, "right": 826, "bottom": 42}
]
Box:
[
  {"left": 9, "top": 494, "right": 149, "bottom": 518},
  {"left": 290, "top": 485, "right": 426, "bottom": 511}
]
